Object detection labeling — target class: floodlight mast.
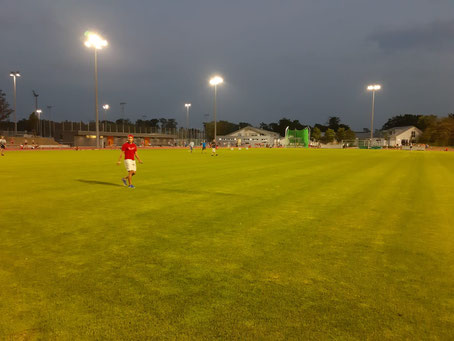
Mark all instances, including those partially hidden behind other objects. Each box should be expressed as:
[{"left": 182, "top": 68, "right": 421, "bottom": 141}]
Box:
[
  {"left": 209, "top": 76, "right": 224, "bottom": 143},
  {"left": 84, "top": 31, "right": 108, "bottom": 148},
  {"left": 36, "top": 109, "right": 42, "bottom": 136},
  {"left": 102, "top": 104, "right": 110, "bottom": 131},
  {"left": 9, "top": 71, "right": 20, "bottom": 136},
  {"left": 185, "top": 103, "right": 191, "bottom": 141},
  {"left": 47, "top": 105, "right": 53, "bottom": 137},
  {"left": 367, "top": 84, "right": 381, "bottom": 140}
]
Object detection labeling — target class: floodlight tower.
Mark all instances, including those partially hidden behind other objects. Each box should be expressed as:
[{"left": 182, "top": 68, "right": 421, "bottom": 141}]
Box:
[
  {"left": 84, "top": 31, "right": 108, "bottom": 148},
  {"left": 102, "top": 104, "right": 110, "bottom": 131},
  {"left": 209, "top": 76, "right": 224, "bottom": 143},
  {"left": 9, "top": 71, "right": 20, "bottom": 135},
  {"left": 185, "top": 103, "right": 191, "bottom": 141},
  {"left": 367, "top": 84, "right": 381, "bottom": 140},
  {"left": 32, "top": 90, "right": 39, "bottom": 111},
  {"left": 47, "top": 105, "right": 53, "bottom": 137},
  {"left": 36, "top": 109, "right": 42, "bottom": 136}
]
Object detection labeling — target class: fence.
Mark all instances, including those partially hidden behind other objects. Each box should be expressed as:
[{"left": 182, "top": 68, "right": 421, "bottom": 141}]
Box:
[{"left": 1, "top": 120, "right": 206, "bottom": 141}]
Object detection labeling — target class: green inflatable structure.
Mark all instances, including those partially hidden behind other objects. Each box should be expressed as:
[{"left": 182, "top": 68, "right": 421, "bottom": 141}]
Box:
[{"left": 285, "top": 127, "right": 309, "bottom": 148}]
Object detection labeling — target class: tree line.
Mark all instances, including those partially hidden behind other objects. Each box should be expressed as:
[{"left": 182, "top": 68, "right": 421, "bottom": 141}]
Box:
[
  {"left": 201, "top": 116, "right": 356, "bottom": 143},
  {"left": 2, "top": 90, "right": 453, "bottom": 145},
  {"left": 381, "top": 114, "right": 454, "bottom": 146}
]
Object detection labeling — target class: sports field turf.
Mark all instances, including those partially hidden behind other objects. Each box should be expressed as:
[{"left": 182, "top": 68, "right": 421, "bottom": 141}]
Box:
[{"left": 1, "top": 148, "right": 453, "bottom": 339}]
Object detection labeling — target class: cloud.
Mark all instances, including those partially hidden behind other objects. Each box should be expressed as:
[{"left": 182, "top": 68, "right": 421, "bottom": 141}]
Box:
[{"left": 369, "top": 20, "right": 454, "bottom": 52}]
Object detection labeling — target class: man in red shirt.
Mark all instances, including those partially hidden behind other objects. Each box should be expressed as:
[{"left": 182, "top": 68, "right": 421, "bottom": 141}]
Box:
[{"left": 117, "top": 135, "right": 143, "bottom": 188}]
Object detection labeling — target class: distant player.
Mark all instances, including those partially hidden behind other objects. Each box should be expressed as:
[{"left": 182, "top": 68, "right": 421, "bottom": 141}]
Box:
[
  {"left": 201, "top": 141, "right": 206, "bottom": 153},
  {"left": 0, "top": 136, "right": 6, "bottom": 156},
  {"left": 117, "top": 134, "right": 143, "bottom": 188},
  {"left": 189, "top": 141, "right": 194, "bottom": 153},
  {"left": 210, "top": 139, "right": 218, "bottom": 156}
]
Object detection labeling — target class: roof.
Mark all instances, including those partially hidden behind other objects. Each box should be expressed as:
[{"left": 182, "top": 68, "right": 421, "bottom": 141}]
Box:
[
  {"left": 226, "top": 126, "right": 281, "bottom": 137},
  {"left": 354, "top": 132, "right": 371, "bottom": 139},
  {"left": 382, "top": 126, "right": 422, "bottom": 135}
]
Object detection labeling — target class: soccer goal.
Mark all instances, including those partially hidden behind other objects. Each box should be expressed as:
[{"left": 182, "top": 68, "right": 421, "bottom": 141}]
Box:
[{"left": 358, "top": 139, "right": 383, "bottom": 149}]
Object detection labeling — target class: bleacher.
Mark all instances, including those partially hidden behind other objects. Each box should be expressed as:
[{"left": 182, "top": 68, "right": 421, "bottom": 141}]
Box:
[{"left": 4, "top": 136, "right": 62, "bottom": 149}]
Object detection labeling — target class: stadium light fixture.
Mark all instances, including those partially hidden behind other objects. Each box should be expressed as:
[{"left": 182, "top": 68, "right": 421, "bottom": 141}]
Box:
[
  {"left": 36, "top": 109, "right": 42, "bottom": 136},
  {"left": 102, "top": 104, "right": 110, "bottom": 132},
  {"left": 9, "top": 71, "right": 21, "bottom": 136},
  {"left": 209, "top": 76, "right": 223, "bottom": 86},
  {"left": 367, "top": 84, "right": 381, "bottom": 140},
  {"left": 84, "top": 31, "right": 108, "bottom": 148},
  {"left": 84, "top": 32, "right": 108, "bottom": 49},
  {"left": 185, "top": 103, "right": 191, "bottom": 141},
  {"left": 209, "top": 76, "right": 224, "bottom": 142}
]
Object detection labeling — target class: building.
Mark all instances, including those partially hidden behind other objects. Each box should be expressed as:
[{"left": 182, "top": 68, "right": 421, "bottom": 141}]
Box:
[
  {"left": 217, "top": 126, "right": 281, "bottom": 147},
  {"left": 61, "top": 130, "right": 177, "bottom": 147},
  {"left": 381, "top": 126, "right": 422, "bottom": 146}
]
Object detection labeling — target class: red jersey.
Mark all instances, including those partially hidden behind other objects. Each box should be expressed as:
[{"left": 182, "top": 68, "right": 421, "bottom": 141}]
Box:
[{"left": 121, "top": 143, "right": 137, "bottom": 160}]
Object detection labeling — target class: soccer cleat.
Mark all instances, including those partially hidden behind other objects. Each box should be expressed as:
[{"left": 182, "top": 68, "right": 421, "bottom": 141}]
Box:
[
  {"left": 122, "top": 178, "right": 127, "bottom": 186},
  {"left": 128, "top": 185, "right": 135, "bottom": 189}
]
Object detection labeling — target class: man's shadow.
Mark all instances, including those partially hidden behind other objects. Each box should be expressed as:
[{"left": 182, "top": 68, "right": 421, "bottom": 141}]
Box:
[{"left": 76, "top": 179, "right": 123, "bottom": 187}]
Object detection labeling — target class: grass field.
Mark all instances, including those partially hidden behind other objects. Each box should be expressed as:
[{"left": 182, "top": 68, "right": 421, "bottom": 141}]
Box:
[{"left": 1, "top": 148, "right": 453, "bottom": 340}]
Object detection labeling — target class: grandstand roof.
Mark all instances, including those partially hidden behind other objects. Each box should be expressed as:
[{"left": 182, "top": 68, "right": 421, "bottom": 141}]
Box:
[{"left": 226, "top": 126, "right": 281, "bottom": 138}]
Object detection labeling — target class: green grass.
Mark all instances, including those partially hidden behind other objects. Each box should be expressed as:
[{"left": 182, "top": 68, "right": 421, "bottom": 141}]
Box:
[{"left": 0, "top": 148, "right": 453, "bottom": 340}]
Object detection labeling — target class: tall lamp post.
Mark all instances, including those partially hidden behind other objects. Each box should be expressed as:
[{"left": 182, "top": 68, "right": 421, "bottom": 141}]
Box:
[
  {"left": 84, "top": 31, "right": 108, "bottom": 148},
  {"left": 36, "top": 109, "right": 42, "bottom": 136},
  {"left": 209, "top": 76, "right": 224, "bottom": 143},
  {"left": 102, "top": 104, "right": 110, "bottom": 131},
  {"left": 185, "top": 103, "right": 191, "bottom": 141},
  {"left": 9, "top": 71, "right": 20, "bottom": 135},
  {"left": 367, "top": 84, "right": 381, "bottom": 140},
  {"left": 47, "top": 105, "right": 53, "bottom": 137}
]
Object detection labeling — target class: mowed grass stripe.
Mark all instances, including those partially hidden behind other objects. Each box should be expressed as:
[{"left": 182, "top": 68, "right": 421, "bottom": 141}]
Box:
[{"left": 0, "top": 149, "right": 453, "bottom": 339}]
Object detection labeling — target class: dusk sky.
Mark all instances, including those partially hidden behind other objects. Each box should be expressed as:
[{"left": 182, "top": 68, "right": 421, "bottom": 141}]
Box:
[{"left": 2, "top": 0, "right": 454, "bottom": 130}]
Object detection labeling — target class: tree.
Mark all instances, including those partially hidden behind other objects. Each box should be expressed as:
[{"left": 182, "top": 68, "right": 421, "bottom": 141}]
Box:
[
  {"left": 149, "top": 119, "right": 160, "bottom": 127},
  {"left": 417, "top": 115, "right": 437, "bottom": 131},
  {"left": 311, "top": 127, "right": 321, "bottom": 141},
  {"left": 238, "top": 122, "right": 251, "bottom": 129},
  {"left": 0, "top": 90, "right": 13, "bottom": 122},
  {"left": 28, "top": 112, "right": 39, "bottom": 133},
  {"left": 313, "top": 123, "right": 327, "bottom": 132},
  {"left": 166, "top": 119, "right": 177, "bottom": 129},
  {"left": 323, "top": 128, "right": 336, "bottom": 143},
  {"left": 277, "top": 118, "right": 293, "bottom": 136},
  {"left": 336, "top": 127, "right": 346, "bottom": 142},
  {"left": 203, "top": 120, "right": 239, "bottom": 141},
  {"left": 382, "top": 114, "right": 421, "bottom": 130},
  {"left": 116, "top": 118, "right": 131, "bottom": 125},
  {"left": 17, "top": 118, "right": 28, "bottom": 132},
  {"left": 159, "top": 118, "right": 168, "bottom": 129},
  {"left": 268, "top": 122, "right": 279, "bottom": 134},
  {"left": 344, "top": 129, "right": 356, "bottom": 140},
  {"left": 259, "top": 122, "right": 269, "bottom": 130},
  {"left": 418, "top": 115, "right": 454, "bottom": 146},
  {"left": 327, "top": 116, "right": 340, "bottom": 131}
]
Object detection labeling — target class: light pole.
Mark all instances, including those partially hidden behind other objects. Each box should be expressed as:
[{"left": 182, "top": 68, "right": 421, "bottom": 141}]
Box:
[
  {"left": 185, "top": 103, "right": 191, "bottom": 142},
  {"left": 120, "top": 102, "right": 126, "bottom": 132},
  {"left": 36, "top": 109, "right": 42, "bottom": 136},
  {"left": 209, "top": 76, "right": 224, "bottom": 143},
  {"left": 84, "top": 31, "right": 108, "bottom": 148},
  {"left": 9, "top": 71, "right": 20, "bottom": 135},
  {"left": 102, "top": 104, "right": 110, "bottom": 131},
  {"left": 367, "top": 84, "right": 381, "bottom": 140},
  {"left": 47, "top": 105, "right": 52, "bottom": 137}
]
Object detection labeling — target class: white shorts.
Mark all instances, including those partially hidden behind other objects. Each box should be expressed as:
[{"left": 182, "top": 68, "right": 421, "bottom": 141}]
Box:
[
  {"left": 124, "top": 159, "right": 136, "bottom": 172},
  {"left": 212, "top": 148, "right": 216, "bottom": 153}
]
